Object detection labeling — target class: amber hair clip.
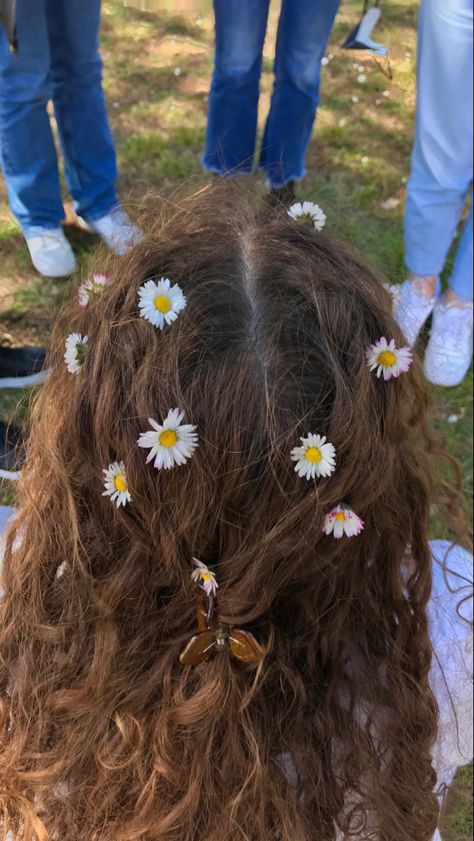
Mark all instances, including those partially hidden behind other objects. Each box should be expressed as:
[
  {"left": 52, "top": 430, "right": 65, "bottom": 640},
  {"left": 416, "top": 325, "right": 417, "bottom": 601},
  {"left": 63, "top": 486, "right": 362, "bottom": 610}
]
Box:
[{"left": 179, "top": 559, "right": 265, "bottom": 667}]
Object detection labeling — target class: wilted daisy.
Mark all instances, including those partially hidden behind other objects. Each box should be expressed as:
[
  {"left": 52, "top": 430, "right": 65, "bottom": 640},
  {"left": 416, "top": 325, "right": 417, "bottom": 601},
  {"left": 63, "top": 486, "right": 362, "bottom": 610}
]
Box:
[
  {"left": 288, "top": 201, "right": 326, "bottom": 232},
  {"left": 64, "top": 333, "right": 88, "bottom": 374},
  {"left": 366, "top": 337, "right": 412, "bottom": 381},
  {"left": 137, "top": 408, "right": 198, "bottom": 470},
  {"left": 78, "top": 272, "right": 110, "bottom": 309},
  {"left": 323, "top": 504, "right": 364, "bottom": 539},
  {"left": 138, "top": 277, "right": 187, "bottom": 330},
  {"left": 291, "top": 433, "right": 336, "bottom": 480},
  {"left": 102, "top": 461, "right": 131, "bottom": 508},
  {"left": 191, "top": 558, "right": 218, "bottom": 598}
]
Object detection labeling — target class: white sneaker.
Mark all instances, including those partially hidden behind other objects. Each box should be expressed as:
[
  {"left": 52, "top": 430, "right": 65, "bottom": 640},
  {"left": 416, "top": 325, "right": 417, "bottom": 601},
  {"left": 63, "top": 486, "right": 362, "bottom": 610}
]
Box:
[
  {"left": 79, "top": 207, "right": 143, "bottom": 256},
  {"left": 424, "top": 300, "right": 473, "bottom": 387},
  {"left": 394, "top": 280, "right": 437, "bottom": 346},
  {"left": 25, "top": 227, "right": 77, "bottom": 278}
]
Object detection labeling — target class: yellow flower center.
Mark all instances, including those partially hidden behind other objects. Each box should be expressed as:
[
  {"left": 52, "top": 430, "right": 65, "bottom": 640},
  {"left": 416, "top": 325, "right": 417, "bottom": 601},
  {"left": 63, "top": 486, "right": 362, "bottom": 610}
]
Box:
[
  {"left": 378, "top": 350, "right": 396, "bottom": 367},
  {"left": 305, "top": 447, "right": 322, "bottom": 463},
  {"left": 160, "top": 429, "right": 177, "bottom": 448},
  {"left": 200, "top": 571, "right": 212, "bottom": 582},
  {"left": 335, "top": 511, "right": 346, "bottom": 522},
  {"left": 114, "top": 475, "right": 127, "bottom": 493},
  {"left": 154, "top": 294, "right": 172, "bottom": 313}
]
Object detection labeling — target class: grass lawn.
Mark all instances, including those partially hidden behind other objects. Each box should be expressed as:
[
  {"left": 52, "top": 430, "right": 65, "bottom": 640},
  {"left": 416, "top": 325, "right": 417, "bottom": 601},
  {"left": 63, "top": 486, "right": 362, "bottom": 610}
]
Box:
[{"left": 0, "top": 1, "right": 472, "bottom": 837}]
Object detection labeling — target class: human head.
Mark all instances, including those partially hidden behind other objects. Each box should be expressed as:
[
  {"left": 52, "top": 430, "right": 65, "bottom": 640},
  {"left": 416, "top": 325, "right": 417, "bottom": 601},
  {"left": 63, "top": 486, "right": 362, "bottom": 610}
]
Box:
[{"left": 0, "top": 186, "right": 444, "bottom": 840}]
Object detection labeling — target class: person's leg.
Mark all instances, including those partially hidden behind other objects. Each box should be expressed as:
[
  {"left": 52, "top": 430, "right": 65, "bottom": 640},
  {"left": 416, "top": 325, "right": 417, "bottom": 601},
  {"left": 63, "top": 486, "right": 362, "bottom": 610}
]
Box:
[
  {"left": 46, "top": 0, "right": 118, "bottom": 222},
  {"left": 447, "top": 197, "right": 473, "bottom": 303},
  {"left": 0, "top": 0, "right": 65, "bottom": 233},
  {"left": 259, "top": 0, "right": 340, "bottom": 189},
  {"left": 404, "top": 0, "right": 473, "bottom": 288},
  {"left": 423, "top": 198, "right": 473, "bottom": 387},
  {"left": 397, "top": 0, "right": 473, "bottom": 349},
  {"left": 202, "top": 0, "right": 270, "bottom": 176}
]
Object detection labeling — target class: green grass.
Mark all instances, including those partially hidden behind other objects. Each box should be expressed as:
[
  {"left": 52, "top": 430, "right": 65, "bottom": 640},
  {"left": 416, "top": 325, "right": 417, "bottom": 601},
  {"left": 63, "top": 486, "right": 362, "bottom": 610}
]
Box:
[{"left": 0, "top": 1, "right": 472, "bottom": 834}]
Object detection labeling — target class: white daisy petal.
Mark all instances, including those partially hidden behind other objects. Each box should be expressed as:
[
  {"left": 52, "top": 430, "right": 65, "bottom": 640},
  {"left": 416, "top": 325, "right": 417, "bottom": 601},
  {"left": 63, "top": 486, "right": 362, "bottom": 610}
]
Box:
[
  {"left": 64, "top": 333, "right": 89, "bottom": 374},
  {"left": 323, "top": 504, "right": 364, "bottom": 539},
  {"left": 291, "top": 433, "right": 336, "bottom": 480},
  {"left": 138, "top": 277, "right": 187, "bottom": 330},
  {"left": 288, "top": 201, "right": 326, "bottom": 231},
  {"left": 366, "top": 337, "right": 413, "bottom": 380},
  {"left": 138, "top": 408, "right": 199, "bottom": 470},
  {"left": 102, "top": 461, "right": 132, "bottom": 508},
  {"left": 78, "top": 272, "right": 110, "bottom": 309}
]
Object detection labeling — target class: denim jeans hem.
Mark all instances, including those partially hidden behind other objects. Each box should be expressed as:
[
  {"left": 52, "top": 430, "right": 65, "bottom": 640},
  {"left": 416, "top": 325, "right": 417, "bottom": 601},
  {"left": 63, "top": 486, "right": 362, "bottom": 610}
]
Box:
[
  {"left": 76, "top": 198, "right": 120, "bottom": 224},
  {"left": 21, "top": 218, "right": 65, "bottom": 238},
  {"left": 201, "top": 156, "right": 254, "bottom": 178},
  {"left": 258, "top": 165, "right": 306, "bottom": 189},
  {"left": 405, "top": 255, "right": 445, "bottom": 280}
]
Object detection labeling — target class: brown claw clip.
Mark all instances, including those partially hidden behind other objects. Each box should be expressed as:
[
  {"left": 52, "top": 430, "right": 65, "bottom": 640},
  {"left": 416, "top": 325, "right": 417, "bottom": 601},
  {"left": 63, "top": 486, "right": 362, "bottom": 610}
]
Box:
[{"left": 179, "top": 594, "right": 264, "bottom": 668}]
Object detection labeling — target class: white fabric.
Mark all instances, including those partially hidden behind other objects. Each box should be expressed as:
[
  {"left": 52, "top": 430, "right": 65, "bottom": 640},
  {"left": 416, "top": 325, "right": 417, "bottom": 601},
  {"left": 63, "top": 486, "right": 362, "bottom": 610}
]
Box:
[
  {"left": 0, "top": 514, "right": 471, "bottom": 839},
  {"left": 428, "top": 541, "right": 473, "bottom": 787}
]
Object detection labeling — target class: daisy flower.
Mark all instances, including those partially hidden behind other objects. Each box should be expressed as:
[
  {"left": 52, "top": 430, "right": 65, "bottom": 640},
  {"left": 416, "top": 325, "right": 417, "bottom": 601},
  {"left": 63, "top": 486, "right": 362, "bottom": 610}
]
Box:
[
  {"left": 288, "top": 201, "right": 326, "bottom": 232},
  {"left": 291, "top": 433, "right": 336, "bottom": 480},
  {"left": 138, "top": 277, "right": 186, "bottom": 330},
  {"left": 64, "top": 333, "right": 88, "bottom": 374},
  {"left": 366, "top": 337, "right": 412, "bottom": 381},
  {"left": 323, "top": 504, "right": 364, "bottom": 539},
  {"left": 78, "top": 272, "right": 110, "bottom": 309},
  {"left": 191, "top": 558, "right": 218, "bottom": 598},
  {"left": 102, "top": 461, "right": 132, "bottom": 508},
  {"left": 137, "top": 408, "right": 198, "bottom": 470}
]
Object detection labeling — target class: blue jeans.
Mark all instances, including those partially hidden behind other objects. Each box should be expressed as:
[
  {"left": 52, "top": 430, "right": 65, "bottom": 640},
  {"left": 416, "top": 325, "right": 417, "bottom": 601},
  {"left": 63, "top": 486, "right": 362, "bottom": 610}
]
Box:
[
  {"left": 202, "top": 0, "right": 340, "bottom": 188},
  {"left": 404, "top": 0, "right": 473, "bottom": 301},
  {"left": 0, "top": 0, "right": 118, "bottom": 236}
]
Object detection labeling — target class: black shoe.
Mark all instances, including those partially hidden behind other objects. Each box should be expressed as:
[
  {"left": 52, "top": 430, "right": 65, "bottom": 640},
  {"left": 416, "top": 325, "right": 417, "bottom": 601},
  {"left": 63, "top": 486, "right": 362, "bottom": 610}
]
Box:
[
  {"left": 268, "top": 181, "right": 297, "bottom": 208},
  {"left": 0, "top": 346, "right": 47, "bottom": 388},
  {"left": 0, "top": 419, "right": 23, "bottom": 474}
]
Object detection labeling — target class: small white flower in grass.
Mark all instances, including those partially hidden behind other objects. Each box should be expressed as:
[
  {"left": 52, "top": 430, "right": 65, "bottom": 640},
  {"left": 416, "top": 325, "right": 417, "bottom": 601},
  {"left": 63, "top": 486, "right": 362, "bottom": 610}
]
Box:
[
  {"left": 102, "top": 461, "right": 131, "bottom": 508},
  {"left": 323, "top": 504, "right": 364, "bottom": 539},
  {"left": 138, "top": 277, "right": 186, "bottom": 330},
  {"left": 291, "top": 433, "right": 336, "bottom": 481},
  {"left": 191, "top": 558, "right": 218, "bottom": 598},
  {"left": 64, "top": 333, "right": 88, "bottom": 374},
  {"left": 137, "top": 408, "right": 198, "bottom": 470},
  {"left": 78, "top": 272, "right": 110, "bottom": 309},
  {"left": 288, "top": 201, "right": 326, "bottom": 232},
  {"left": 366, "top": 337, "right": 413, "bottom": 381}
]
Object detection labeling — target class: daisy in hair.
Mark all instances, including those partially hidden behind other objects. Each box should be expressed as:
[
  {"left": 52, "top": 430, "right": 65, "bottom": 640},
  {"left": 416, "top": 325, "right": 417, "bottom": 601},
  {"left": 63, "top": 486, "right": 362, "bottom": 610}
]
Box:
[
  {"left": 78, "top": 272, "right": 110, "bottom": 309},
  {"left": 64, "top": 333, "right": 88, "bottom": 374},
  {"left": 291, "top": 433, "right": 336, "bottom": 481},
  {"left": 138, "top": 277, "right": 187, "bottom": 330},
  {"left": 366, "top": 337, "right": 412, "bottom": 381},
  {"left": 288, "top": 201, "right": 326, "bottom": 232},
  {"left": 137, "top": 408, "right": 198, "bottom": 470},
  {"left": 102, "top": 461, "right": 132, "bottom": 508},
  {"left": 191, "top": 558, "right": 218, "bottom": 598},
  {"left": 323, "top": 504, "right": 364, "bottom": 539}
]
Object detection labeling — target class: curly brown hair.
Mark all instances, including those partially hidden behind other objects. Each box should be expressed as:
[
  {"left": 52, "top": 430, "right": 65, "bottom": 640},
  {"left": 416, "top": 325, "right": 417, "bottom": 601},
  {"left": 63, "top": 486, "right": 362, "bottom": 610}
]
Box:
[{"left": 0, "top": 186, "right": 458, "bottom": 840}]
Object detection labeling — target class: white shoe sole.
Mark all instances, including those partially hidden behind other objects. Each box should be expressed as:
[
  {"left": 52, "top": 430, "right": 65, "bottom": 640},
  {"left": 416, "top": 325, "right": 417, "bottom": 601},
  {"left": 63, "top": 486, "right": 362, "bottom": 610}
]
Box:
[
  {"left": 0, "top": 468, "right": 21, "bottom": 481},
  {"left": 0, "top": 369, "right": 50, "bottom": 390}
]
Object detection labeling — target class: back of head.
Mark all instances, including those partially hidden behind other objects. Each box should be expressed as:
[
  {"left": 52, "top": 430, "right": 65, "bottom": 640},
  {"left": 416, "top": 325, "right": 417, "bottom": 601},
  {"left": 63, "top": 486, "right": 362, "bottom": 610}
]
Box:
[{"left": 0, "top": 186, "right": 444, "bottom": 840}]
